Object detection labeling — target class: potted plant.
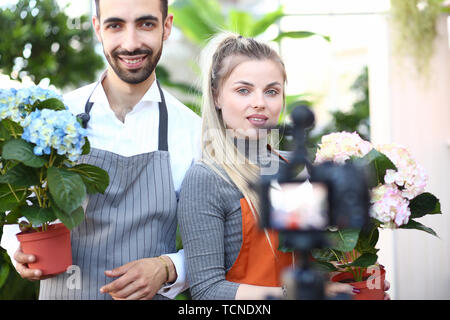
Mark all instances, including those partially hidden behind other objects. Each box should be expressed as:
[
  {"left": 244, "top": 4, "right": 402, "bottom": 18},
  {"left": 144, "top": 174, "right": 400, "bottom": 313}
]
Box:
[
  {"left": 0, "top": 86, "right": 109, "bottom": 276},
  {"left": 311, "top": 132, "right": 442, "bottom": 300}
]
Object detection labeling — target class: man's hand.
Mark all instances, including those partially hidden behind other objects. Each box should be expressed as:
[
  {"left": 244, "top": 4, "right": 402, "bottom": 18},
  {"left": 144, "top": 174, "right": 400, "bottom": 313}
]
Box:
[
  {"left": 13, "top": 247, "right": 55, "bottom": 281},
  {"left": 100, "top": 256, "right": 177, "bottom": 300}
]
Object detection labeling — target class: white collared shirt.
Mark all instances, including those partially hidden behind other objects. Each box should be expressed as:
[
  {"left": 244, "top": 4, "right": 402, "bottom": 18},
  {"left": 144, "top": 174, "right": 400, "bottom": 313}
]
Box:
[
  {"left": 64, "top": 73, "right": 202, "bottom": 193},
  {"left": 63, "top": 73, "right": 201, "bottom": 299}
]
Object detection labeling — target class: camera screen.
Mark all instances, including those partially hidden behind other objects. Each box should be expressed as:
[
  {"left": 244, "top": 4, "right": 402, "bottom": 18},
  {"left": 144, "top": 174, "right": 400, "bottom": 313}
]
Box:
[{"left": 268, "top": 180, "right": 329, "bottom": 231}]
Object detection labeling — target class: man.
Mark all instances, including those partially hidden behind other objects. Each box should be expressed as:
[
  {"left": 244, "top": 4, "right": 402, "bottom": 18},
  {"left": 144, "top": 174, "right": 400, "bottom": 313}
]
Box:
[{"left": 13, "top": 0, "right": 201, "bottom": 300}]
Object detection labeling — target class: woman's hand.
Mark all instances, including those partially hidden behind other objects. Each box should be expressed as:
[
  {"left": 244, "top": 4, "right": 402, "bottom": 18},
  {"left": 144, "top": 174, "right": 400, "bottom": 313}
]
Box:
[
  {"left": 383, "top": 280, "right": 391, "bottom": 300},
  {"left": 325, "top": 280, "right": 390, "bottom": 299},
  {"left": 325, "top": 282, "right": 357, "bottom": 298}
]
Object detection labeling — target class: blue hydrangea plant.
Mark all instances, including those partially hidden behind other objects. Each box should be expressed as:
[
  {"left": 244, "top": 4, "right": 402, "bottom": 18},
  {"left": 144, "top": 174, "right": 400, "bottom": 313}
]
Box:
[{"left": 0, "top": 86, "right": 109, "bottom": 232}]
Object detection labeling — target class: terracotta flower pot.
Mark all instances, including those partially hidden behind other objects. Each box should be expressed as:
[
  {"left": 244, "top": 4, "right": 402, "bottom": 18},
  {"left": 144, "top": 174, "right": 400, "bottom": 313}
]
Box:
[
  {"left": 331, "top": 267, "right": 386, "bottom": 300},
  {"left": 16, "top": 223, "right": 72, "bottom": 276}
]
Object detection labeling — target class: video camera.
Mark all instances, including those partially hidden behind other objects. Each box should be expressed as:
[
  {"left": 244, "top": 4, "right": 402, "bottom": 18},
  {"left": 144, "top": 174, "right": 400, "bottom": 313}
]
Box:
[{"left": 258, "top": 105, "right": 370, "bottom": 299}]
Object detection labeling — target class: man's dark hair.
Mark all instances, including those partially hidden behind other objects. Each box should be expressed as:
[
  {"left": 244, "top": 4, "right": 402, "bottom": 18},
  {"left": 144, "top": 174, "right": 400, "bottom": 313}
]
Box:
[{"left": 94, "top": 0, "right": 168, "bottom": 20}]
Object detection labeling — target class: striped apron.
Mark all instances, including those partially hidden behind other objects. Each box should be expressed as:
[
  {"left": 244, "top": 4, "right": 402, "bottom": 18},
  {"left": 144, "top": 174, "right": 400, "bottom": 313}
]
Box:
[{"left": 39, "top": 81, "right": 177, "bottom": 300}]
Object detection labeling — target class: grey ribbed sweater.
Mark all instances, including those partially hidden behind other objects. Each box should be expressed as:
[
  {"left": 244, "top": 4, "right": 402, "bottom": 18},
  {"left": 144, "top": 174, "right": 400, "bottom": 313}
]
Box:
[{"left": 178, "top": 142, "right": 284, "bottom": 300}]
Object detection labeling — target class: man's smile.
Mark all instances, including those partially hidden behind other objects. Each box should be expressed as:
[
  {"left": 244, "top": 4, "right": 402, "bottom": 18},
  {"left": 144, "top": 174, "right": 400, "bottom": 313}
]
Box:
[{"left": 118, "top": 54, "right": 148, "bottom": 69}]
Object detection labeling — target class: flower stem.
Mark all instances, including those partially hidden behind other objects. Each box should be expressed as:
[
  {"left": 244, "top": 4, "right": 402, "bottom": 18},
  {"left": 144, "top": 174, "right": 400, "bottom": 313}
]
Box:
[
  {"left": 33, "top": 186, "right": 43, "bottom": 208},
  {"left": 7, "top": 184, "right": 20, "bottom": 202},
  {"left": 48, "top": 149, "right": 56, "bottom": 167},
  {"left": 7, "top": 122, "right": 18, "bottom": 139},
  {"left": 330, "top": 249, "right": 341, "bottom": 263}
]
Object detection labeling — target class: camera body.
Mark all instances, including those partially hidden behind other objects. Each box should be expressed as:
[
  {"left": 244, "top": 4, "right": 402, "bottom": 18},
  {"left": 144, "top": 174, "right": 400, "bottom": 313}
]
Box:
[
  {"left": 259, "top": 106, "right": 370, "bottom": 235},
  {"left": 259, "top": 161, "right": 369, "bottom": 233},
  {"left": 308, "top": 160, "right": 370, "bottom": 230}
]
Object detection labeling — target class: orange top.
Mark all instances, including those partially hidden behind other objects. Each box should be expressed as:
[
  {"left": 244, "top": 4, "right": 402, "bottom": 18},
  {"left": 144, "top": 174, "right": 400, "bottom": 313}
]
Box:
[{"left": 225, "top": 198, "right": 294, "bottom": 286}]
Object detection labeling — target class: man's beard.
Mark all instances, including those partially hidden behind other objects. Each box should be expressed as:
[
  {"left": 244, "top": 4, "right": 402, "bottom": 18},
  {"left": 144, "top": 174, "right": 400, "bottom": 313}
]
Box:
[{"left": 104, "top": 43, "right": 163, "bottom": 84}]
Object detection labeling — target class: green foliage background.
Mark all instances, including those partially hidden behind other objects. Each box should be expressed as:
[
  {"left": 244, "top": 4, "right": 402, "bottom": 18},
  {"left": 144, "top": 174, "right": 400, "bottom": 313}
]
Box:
[{"left": 0, "top": 0, "right": 104, "bottom": 89}]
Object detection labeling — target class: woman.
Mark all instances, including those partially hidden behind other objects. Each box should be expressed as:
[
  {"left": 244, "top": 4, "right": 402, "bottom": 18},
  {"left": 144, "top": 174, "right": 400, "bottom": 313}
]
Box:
[{"left": 178, "top": 33, "right": 355, "bottom": 300}]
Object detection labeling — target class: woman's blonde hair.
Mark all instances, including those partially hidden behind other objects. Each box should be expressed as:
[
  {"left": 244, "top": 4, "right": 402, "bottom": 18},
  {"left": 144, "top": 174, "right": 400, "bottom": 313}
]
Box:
[{"left": 199, "top": 32, "right": 287, "bottom": 218}]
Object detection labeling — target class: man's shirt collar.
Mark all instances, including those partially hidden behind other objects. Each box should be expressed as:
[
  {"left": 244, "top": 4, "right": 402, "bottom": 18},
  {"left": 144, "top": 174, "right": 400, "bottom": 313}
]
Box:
[{"left": 89, "top": 70, "right": 161, "bottom": 105}]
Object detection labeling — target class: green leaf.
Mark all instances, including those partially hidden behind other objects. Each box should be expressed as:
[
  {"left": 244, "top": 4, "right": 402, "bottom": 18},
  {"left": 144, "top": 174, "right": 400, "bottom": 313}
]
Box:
[
  {"left": 326, "top": 228, "right": 360, "bottom": 252},
  {"left": 0, "top": 184, "right": 25, "bottom": 213},
  {"left": 0, "top": 164, "right": 40, "bottom": 188},
  {"left": 356, "top": 222, "right": 379, "bottom": 254},
  {"left": 399, "top": 219, "right": 438, "bottom": 237},
  {"left": 0, "top": 248, "right": 11, "bottom": 289},
  {"left": 0, "top": 120, "right": 12, "bottom": 142},
  {"left": 249, "top": 6, "right": 284, "bottom": 37},
  {"left": 81, "top": 137, "right": 90, "bottom": 155},
  {"left": 340, "top": 253, "right": 378, "bottom": 268},
  {"left": 311, "top": 248, "right": 338, "bottom": 262},
  {"left": 3, "top": 208, "right": 24, "bottom": 225},
  {"left": 67, "top": 163, "right": 109, "bottom": 194},
  {"left": 272, "top": 31, "right": 331, "bottom": 43},
  {"left": 35, "top": 98, "right": 66, "bottom": 111},
  {"left": 51, "top": 154, "right": 68, "bottom": 168},
  {"left": 311, "top": 261, "right": 338, "bottom": 272},
  {"left": 0, "top": 119, "right": 23, "bottom": 141},
  {"left": 47, "top": 167, "right": 86, "bottom": 215},
  {"left": 20, "top": 205, "right": 56, "bottom": 227},
  {"left": 409, "top": 192, "right": 441, "bottom": 219},
  {"left": 51, "top": 205, "right": 85, "bottom": 230},
  {"left": 191, "top": 0, "right": 226, "bottom": 32},
  {"left": 228, "top": 10, "right": 255, "bottom": 36},
  {"left": 170, "top": 0, "right": 219, "bottom": 45},
  {"left": 2, "top": 139, "right": 47, "bottom": 168},
  {"left": 356, "top": 149, "right": 397, "bottom": 188}
]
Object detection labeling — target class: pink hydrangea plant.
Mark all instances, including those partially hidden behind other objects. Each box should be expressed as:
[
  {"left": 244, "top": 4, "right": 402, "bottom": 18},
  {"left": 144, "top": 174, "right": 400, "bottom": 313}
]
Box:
[
  {"left": 315, "top": 132, "right": 430, "bottom": 229},
  {"left": 312, "top": 131, "right": 441, "bottom": 282}
]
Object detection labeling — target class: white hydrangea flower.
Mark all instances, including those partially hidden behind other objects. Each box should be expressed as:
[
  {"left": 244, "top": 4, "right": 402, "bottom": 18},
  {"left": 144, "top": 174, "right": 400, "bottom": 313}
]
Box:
[
  {"left": 315, "top": 131, "right": 373, "bottom": 164},
  {"left": 375, "top": 144, "right": 428, "bottom": 200},
  {"left": 370, "top": 184, "right": 411, "bottom": 227}
]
